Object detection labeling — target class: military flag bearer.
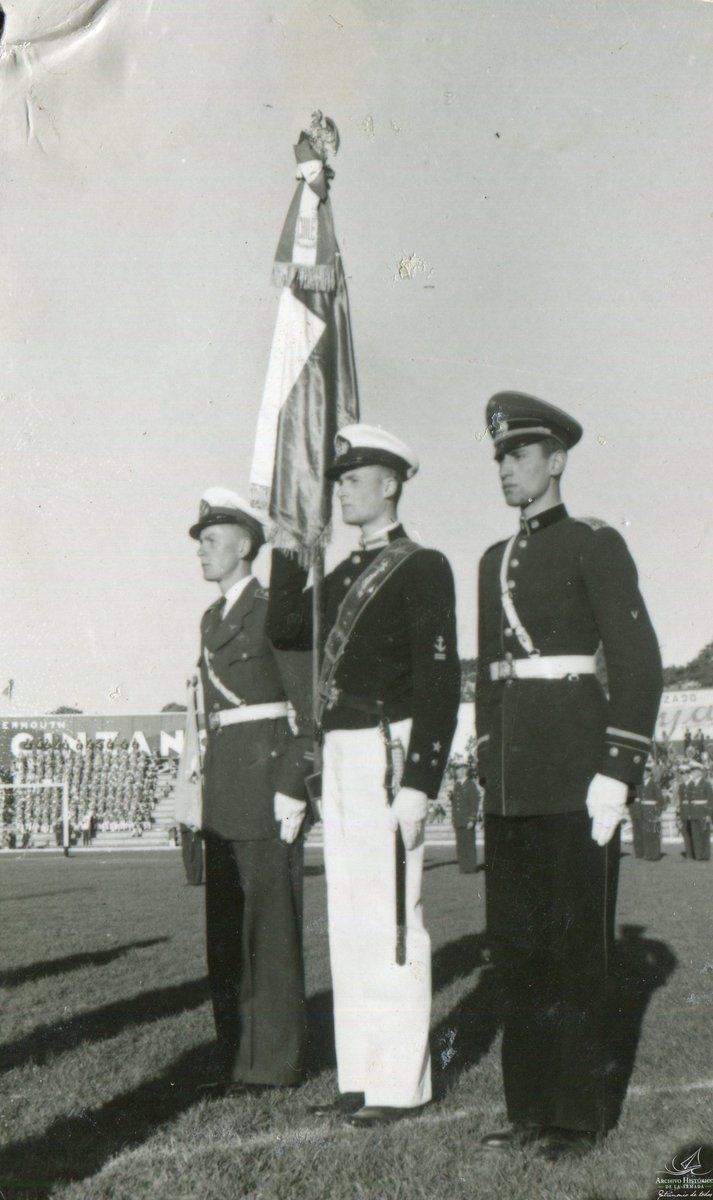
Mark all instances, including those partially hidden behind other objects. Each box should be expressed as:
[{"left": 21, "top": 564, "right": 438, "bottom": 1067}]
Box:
[{"left": 267, "top": 425, "right": 461, "bottom": 1127}]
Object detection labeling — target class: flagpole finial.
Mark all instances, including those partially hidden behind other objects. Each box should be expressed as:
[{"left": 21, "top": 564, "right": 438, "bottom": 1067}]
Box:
[{"left": 299, "top": 110, "right": 340, "bottom": 161}]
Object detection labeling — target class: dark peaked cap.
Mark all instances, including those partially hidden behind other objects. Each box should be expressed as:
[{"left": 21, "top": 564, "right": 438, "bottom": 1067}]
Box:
[{"left": 486, "top": 392, "right": 583, "bottom": 460}]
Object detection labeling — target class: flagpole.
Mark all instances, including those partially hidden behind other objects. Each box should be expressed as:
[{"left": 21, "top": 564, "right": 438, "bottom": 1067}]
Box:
[
  {"left": 312, "top": 547, "right": 325, "bottom": 783},
  {"left": 312, "top": 551, "right": 324, "bottom": 713}
]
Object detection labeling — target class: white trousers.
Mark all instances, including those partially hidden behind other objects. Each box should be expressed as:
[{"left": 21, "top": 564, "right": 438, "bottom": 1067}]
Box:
[{"left": 322, "top": 720, "right": 432, "bottom": 1108}]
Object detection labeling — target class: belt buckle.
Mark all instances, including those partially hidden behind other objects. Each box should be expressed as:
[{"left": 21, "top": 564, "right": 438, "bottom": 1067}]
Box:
[
  {"left": 208, "top": 711, "right": 221, "bottom": 733},
  {"left": 496, "top": 658, "right": 515, "bottom": 681}
]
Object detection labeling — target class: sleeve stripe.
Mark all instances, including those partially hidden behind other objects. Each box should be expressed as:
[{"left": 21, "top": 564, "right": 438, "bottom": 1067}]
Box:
[{"left": 605, "top": 727, "right": 652, "bottom": 747}]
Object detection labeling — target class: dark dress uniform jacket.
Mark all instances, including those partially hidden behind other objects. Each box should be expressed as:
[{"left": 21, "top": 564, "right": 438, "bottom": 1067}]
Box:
[
  {"left": 267, "top": 525, "right": 461, "bottom": 798},
  {"left": 476, "top": 505, "right": 663, "bottom": 815},
  {"left": 200, "top": 578, "right": 311, "bottom": 839},
  {"left": 477, "top": 503, "right": 663, "bottom": 1134},
  {"left": 199, "top": 577, "right": 312, "bottom": 1088}
]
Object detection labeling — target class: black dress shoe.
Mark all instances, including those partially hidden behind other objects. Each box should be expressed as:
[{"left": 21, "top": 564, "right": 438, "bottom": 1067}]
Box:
[
  {"left": 308, "top": 1092, "right": 365, "bottom": 1117},
  {"left": 345, "top": 1105, "right": 424, "bottom": 1129},
  {"left": 479, "top": 1126, "right": 544, "bottom": 1151},
  {"left": 537, "top": 1129, "right": 598, "bottom": 1162}
]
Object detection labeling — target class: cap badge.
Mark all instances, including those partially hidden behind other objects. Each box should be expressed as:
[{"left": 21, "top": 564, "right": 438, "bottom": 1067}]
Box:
[
  {"left": 199, "top": 499, "right": 210, "bottom": 517},
  {"left": 334, "top": 435, "right": 351, "bottom": 458}
]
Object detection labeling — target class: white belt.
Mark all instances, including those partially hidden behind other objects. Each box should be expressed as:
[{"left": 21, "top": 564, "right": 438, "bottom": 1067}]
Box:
[
  {"left": 489, "top": 655, "right": 597, "bottom": 681},
  {"left": 208, "top": 701, "right": 289, "bottom": 731}
]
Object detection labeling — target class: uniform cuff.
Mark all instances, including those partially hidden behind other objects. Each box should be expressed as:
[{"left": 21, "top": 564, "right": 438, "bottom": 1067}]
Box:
[{"left": 600, "top": 726, "right": 652, "bottom": 785}]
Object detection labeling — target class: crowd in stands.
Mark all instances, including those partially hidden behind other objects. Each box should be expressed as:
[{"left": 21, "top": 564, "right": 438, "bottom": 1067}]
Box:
[
  {"left": 1, "top": 737, "right": 177, "bottom": 848},
  {"left": 3, "top": 727, "right": 712, "bottom": 851},
  {"left": 438, "top": 728, "right": 713, "bottom": 849}
]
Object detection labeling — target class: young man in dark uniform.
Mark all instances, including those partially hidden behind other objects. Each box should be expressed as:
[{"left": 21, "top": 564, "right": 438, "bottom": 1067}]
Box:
[
  {"left": 191, "top": 488, "right": 312, "bottom": 1092},
  {"left": 450, "top": 761, "right": 480, "bottom": 873},
  {"left": 267, "top": 425, "right": 461, "bottom": 1128},
  {"left": 476, "top": 393, "right": 663, "bottom": 1161}
]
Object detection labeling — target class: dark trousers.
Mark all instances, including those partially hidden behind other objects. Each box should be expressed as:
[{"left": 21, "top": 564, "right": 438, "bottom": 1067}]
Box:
[
  {"left": 641, "top": 822, "right": 661, "bottom": 862},
  {"left": 204, "top": 834, "right": 305, "bottom": 1086},
  {"left": 180, "top": 824, "right": 204, "bottom": 885},
  {"left": 685, "top": 818, "right": 711, "bottom": 861},
  {"left": 454, "top": 826, "right": 478, "bottom": 873},
  {"left": 485, "top": 811, "right": 620, "bottom": 1133}
]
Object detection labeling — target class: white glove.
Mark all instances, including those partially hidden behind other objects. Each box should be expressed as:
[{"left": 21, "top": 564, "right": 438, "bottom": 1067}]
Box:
[
  {"left": 585, "top": 774, "right": 629, "bottom": 846},
  {"left": 388, "top": 787, "right": 428, "bottom": 851},
  {"left": 274, "top": 792, "right": 307, "bottom": 844}
]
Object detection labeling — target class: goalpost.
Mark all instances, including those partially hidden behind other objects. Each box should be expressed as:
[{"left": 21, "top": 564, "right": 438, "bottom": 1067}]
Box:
[{"left": 0, "top": 781, "right": 72, "bottom": 855}]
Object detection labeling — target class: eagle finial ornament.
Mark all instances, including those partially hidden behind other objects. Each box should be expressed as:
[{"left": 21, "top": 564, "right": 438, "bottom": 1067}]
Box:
[{"left": 307, "top": 110, "right": 340, "bottom": 159}]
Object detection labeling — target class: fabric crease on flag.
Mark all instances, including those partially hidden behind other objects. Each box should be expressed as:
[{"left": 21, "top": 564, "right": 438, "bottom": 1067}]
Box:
[{"left": 251, "top": 133, "right": 359, "bottom": 567}]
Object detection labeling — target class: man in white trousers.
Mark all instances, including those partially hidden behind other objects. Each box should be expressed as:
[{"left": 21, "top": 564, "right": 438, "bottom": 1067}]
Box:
[{"left": 267, "top": 424, "right": 461, "bottom": 1127}]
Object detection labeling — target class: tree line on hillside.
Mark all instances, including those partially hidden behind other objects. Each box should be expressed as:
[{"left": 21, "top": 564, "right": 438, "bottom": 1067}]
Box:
[{"left": 662, "top": 641, "right": 713, "bottom": 690}]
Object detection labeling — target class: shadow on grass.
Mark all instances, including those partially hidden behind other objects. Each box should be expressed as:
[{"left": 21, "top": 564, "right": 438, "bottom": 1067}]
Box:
[
  {"left": 432, "top": 967, "right": 503, "bottom": 1099},
  {"left": 423, "top": 857, "right": 458, "bottom": 871},
  {"left": 0, "top": 1040, "right": 218, "bottom": 1200},
  {"left": 432, "top": 931, "right": 490, "bottom": 991},
  {"left": 3, "top": 887, "right": 97, "bottom": 904},
  {"left": 0, "top": 937, "right": 170, "bottom": 989},
  {"left": 429, "top": 923, "right": 677, "bottom": 1113},
  {"left": 0, "top": 975, "right": 210, "bottom": 1070},
  {"left": 606, "top": 922, "right": 678, "bottom": 1128}
]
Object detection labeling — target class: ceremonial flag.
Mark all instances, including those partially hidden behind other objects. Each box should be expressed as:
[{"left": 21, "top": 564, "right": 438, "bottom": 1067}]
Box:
[{"left": 250, "top": 113, "right": 359, "bottom": 563}]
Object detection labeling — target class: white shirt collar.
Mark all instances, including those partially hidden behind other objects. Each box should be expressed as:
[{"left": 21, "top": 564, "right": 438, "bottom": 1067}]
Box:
[
  {"left": 361, "top": 520, "right": 401, "bottom": 550},
  {"left": 220, "top": 573, "right": 254, "bottom": 618}
]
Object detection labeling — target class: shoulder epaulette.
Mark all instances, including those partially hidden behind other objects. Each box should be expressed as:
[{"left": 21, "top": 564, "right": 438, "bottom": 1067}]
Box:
[
  {"left": 482, "top": 536, "right": 510, "bottom": 557},
  {"left": 574, "top": 516, "right": 609, "bottom": 532}
]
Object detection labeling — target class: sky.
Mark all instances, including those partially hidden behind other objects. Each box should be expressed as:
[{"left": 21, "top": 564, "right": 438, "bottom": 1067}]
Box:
[{"left": 0, "top": 0, "right": 712, "bottom": 715}]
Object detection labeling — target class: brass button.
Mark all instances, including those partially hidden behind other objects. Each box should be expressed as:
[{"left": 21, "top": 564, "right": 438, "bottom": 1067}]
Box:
[
  {"left": 518, "top": 539, "right": 527, "bottom": 549},
  {"left": 609, "top": 747, "right": 619, "bottom": 757},
  {"left": 344, "top": 577, "right": 352, "bottom": 586},
  {"left": 510, "top": 559, "right": 519, "bottom": 568},
  {"left": 504, "top": 628, "right": 513, "bottom": 638}
]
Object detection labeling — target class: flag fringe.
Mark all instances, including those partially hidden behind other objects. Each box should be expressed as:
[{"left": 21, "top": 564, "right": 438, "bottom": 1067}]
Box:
[
  {"left": 269, "top": 522, "right": 332, "bottom": 569},
  {"left": 271, "top": 262, "right": 337, "bottom": 292}
]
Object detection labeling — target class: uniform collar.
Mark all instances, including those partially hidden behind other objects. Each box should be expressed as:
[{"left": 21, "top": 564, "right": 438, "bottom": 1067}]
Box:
[
  {"left": 221, "top": 572, "right": 254, "bottom": 618},
  {"left": 519, "top": 503, "right": 568, "bottom": 536},
  {"left": 360, "top": 520, "right": 405, "bottom": 551}
]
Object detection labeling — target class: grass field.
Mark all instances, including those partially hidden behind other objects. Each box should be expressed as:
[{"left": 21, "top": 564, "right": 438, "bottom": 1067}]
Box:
[{"left": 1, "top": 844, "right": 712, "bottom": 1200}]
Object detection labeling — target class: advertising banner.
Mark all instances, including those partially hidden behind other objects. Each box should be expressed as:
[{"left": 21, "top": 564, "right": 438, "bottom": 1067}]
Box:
[
  {"left": 655, "top": 690, "right": 713, "bottom": 746},
  {"left": 0, "top": 714, "right": 185, "bottom": 773}
]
